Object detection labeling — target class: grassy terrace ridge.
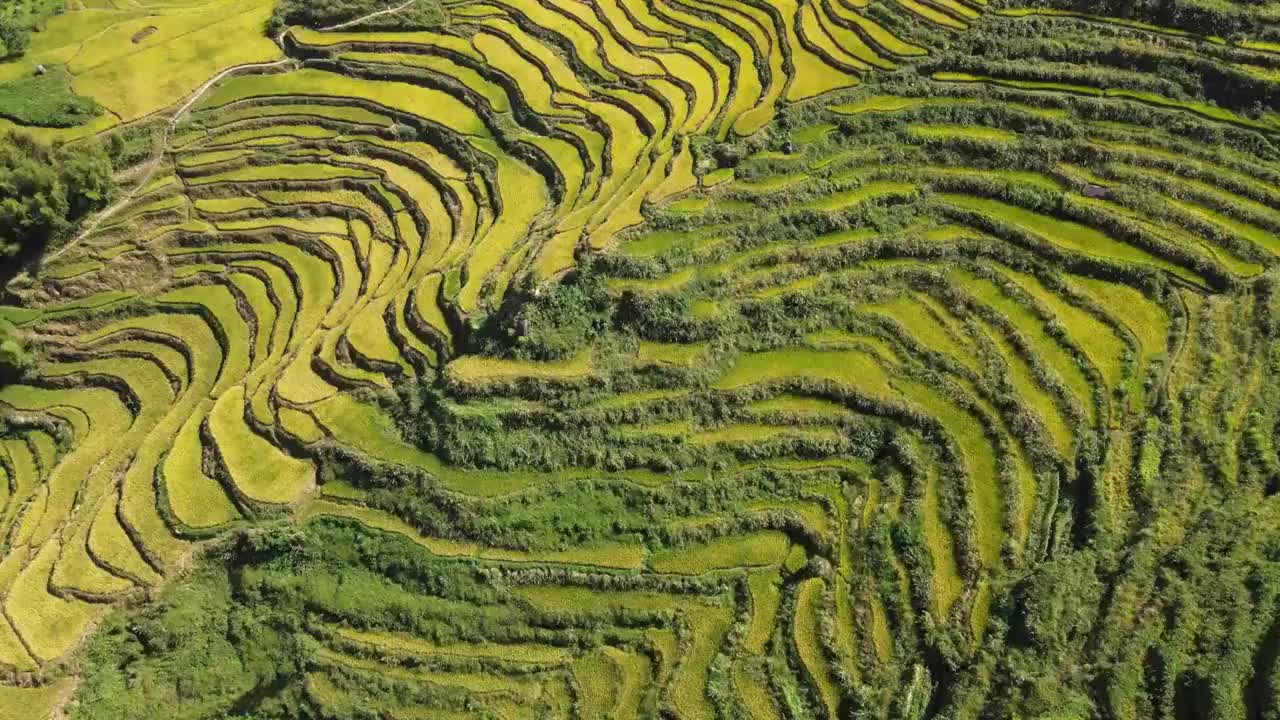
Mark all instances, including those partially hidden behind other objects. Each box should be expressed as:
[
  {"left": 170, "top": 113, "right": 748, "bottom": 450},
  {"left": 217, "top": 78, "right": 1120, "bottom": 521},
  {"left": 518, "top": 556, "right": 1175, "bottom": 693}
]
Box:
[{"left": 0, "top": 1, "right": 1278, "bottom": 719}]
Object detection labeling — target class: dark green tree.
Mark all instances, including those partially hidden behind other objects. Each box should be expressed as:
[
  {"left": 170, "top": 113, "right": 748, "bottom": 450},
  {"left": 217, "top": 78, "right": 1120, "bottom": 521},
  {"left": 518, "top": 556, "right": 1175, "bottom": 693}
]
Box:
[
  {"left": 0, "top": 17, "right": 30, "bottom": 59},
  {"left": 0, "top": 132, "right": 114, "bottom": 264},
  {"left": 58, "top": 137, "right": 114, "bottom": 217}
]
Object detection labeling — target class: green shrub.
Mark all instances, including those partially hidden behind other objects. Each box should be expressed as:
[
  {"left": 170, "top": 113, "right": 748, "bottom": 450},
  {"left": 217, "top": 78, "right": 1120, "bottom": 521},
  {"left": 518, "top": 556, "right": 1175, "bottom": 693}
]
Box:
[
  {"left": 0, "top": 0, "right": 63, "bottom": 54},
  {"left": 104, "top": 119, "right": 165, "bottom": 170},
  {"left": 72, "top": 521, "right": 502, "bottom": 720},
  {"left": 478, "top": 270, "right": 612, "bottom": 361},
  {"left": 0, "top": 319, "right": 32, "bottom": 383},
  {"left": 0, "top": 65, "right": 100, "bottom": 128},
  {"left": 0, "top": 17, "right": 30, "bottom": 59},
  {"left": 991, "top": 0, "right": 1280, "bottom": 40}
]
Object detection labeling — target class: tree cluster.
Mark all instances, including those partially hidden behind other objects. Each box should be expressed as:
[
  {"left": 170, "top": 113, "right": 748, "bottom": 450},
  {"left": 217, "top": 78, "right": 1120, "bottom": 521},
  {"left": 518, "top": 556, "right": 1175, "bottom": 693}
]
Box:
[
  {"left": 0, "top": 132, "right": 114, "bottom": 271},
  {"left": 0, "top": 319, "right": 32, "bottom": 383},
  {"left": 0, "top": 16, "right": 30, "bottom": 59},
  {"left": 0, "top": 0, "right": 62, "bottom": 59}
]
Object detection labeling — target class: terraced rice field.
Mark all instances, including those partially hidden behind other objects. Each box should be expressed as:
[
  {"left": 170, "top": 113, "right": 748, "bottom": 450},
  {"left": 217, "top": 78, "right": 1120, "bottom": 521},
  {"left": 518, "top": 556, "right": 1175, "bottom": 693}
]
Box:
[{"left": 2, "top": 0, "right": 1280, "bottom": 718}]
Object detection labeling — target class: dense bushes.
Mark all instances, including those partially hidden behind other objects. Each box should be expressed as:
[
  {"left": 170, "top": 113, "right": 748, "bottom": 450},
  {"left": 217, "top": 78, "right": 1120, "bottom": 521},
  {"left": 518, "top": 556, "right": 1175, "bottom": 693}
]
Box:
[
  {"left": 0, "top": 66, "right": 100, "bottom": 128},
  {"left": 0, "top": 17, "right": 30, "bottom": 59},
  {"left": 995, "top": 0, "right": 1280, "bottom": 40},
  {"left": 932, "top": 12, "right": 1280, "bottom": 116},
  {"left": 479, "top": 270, "right": 612, "bottom": 361},
  {"left": 0, "top": 132, "right": 114, "bottom": 271},
  {"left": 268, "top": 0, "right": 446, "bottom": 35},
  {"left": 104, "top": 119, "right": 165, "bottom": 171},
  {"left": 73, "top": 525, "right": 331, "bottom": 720},
  {"left": 0, "top": 319, "right": 32, "bottom": 383},
  {"left": 71, "top": 521, "right": 513, "bottom": 720},
  {"left": 0, "top": 0, "right": 63, "bottom": 59}
]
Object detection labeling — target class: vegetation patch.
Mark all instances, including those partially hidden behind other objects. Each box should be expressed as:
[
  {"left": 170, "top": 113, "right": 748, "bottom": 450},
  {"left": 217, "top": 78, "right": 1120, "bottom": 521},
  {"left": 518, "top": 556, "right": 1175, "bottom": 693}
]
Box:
[
  {"left": 0, "top": 66, "right": 98, "bottom": 128},
  {"left": 269, "top": 0, "right": 446, "bottom": 33},
  {"left": 0, "top": 132, "right": 113, "bottom": 272}
]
